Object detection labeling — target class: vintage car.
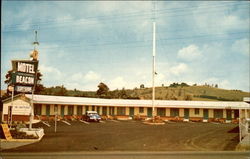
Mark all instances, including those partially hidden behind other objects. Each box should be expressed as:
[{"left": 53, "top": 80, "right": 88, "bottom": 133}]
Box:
[{"left": 85, "top": 111, "right": 101, "bottom": 122}]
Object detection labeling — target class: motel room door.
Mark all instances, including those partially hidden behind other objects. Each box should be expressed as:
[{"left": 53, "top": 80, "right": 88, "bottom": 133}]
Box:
[
  {"left": 203, "top": 109, "right": 209, "bottom": 119},
  {"left": 129, "top": 107, "right": 134, "bottom": 117},
  {"left": 61, "top": 105, "right": 65, "bottom": 117},
  {"left": 184, "top": 108, "right": 189, "bottom": 119},
  {"left": 147, "top": 108, "right": 152, "bottom": 117},
  {"left": 226, "top": 110, "right": 232, "bottom": 120},
  {"left": 46, "top": 105, "right": 50, "bottom": 117}
]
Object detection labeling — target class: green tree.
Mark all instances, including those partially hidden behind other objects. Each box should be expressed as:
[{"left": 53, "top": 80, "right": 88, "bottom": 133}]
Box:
[
  {"left": 140, "top": 84, "right": 145, "bottom": 89},
  {"left": 118, "top": 88, "right": 128, "bottom": 99},
  {"left": 34, "top": 84, "right": 46, "bottom": 94},
  {"left": 96, "top": 82, "right": 109, "bottom": 98}
]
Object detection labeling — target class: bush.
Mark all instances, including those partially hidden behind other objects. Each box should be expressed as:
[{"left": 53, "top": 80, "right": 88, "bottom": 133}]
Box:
[{"left": 10, "top": 130, "right": 38, "bottom": 139}]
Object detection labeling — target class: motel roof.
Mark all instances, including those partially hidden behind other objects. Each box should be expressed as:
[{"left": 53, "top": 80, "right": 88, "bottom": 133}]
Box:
[{"left": 22, "top": 94, "right": 250, "bottom": 110}]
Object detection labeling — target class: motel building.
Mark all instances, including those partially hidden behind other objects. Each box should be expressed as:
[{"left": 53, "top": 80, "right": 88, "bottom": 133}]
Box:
[{"left": 2, "top": 94, "right": 250, "bottom": 123}]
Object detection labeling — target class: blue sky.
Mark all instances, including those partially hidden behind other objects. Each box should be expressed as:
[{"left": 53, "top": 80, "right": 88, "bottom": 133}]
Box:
[{"left": 1, "top": 1, "right": 249, "bottom": 92}]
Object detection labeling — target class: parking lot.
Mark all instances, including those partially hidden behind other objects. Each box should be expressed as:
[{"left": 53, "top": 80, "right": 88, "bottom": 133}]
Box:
[{"left": 3, "top": 120, "right": 239, "bottom": 152}]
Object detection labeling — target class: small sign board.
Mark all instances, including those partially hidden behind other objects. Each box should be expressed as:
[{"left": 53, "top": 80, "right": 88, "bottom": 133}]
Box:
[
  {"left": 15, "top": 85, "right": 33, "bottom": 93},
  {"left": 12, "top": 105, "right": 31, "bottom": 115},
  {"left": 12, "top": 60, "right": 38, "bottom": 74},
  {"left": 1, "top": 124, "right": 12, "bottom": 140},
  {"left": 11, "top": 72, "right": 35, "bottom": 85}
]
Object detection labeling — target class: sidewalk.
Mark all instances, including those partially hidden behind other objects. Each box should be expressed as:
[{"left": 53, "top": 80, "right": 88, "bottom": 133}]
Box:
[
  {"left": 236, "top": 134, "right": 250, "bottom": 151},
  {"left": 0, "top": 139, "right": 40, "bottom": 150}
]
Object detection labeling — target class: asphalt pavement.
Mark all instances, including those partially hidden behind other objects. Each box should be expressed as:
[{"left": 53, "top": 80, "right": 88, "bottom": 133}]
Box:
[{"left": 1, "top": 151, "right": 250, "bottom": 159}]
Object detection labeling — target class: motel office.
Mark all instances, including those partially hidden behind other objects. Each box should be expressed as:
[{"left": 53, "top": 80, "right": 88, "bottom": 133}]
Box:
[{"left": 2, "top": 94, "right": 250, "bottom": 122}]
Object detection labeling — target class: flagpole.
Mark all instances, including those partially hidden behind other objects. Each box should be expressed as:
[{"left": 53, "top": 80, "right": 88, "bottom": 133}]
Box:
[{"left": 152, "top": 21, "right": 156, "bottom": 120}]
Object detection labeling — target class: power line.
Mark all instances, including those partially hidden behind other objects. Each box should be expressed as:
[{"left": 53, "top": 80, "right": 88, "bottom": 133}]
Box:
[
  {"left": 2, "top": 31, "right": 247, "bottom": 52},
  {"left": 2, "top": 3, "right": 248, "bottom": 32}
]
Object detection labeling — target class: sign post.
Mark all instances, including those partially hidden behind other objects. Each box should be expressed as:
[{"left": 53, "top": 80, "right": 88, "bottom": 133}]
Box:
[
  {"left": 55, "top": 105, "right": 57, "bottom": 133},
  {"left": 10, "top": 60, "right": 39, "bottom": 130}
]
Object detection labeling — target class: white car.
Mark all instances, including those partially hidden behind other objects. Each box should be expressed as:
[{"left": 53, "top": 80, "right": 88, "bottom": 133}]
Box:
[{"left": 85, "top": 111, "right": 101, "bottom": 122}]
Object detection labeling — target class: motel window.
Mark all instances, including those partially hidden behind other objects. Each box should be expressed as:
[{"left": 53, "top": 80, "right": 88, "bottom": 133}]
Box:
[
  {"left": 195, "top": 108, "right": 200, "bottom": 115},
  {"left": 157, "top": 108, "right": 166, "bottom": 117},
  {"left": 77, "top": 106, "right": 82, "bottom": 115},
  {"left": 92, "top": 106, "right": 95, "bottom": 111},
  {"left": 102, "top": 107, "right": 107, "bottom": 115},
  {"left": 109, "top": 107, "right": 114, "bottom": 115},
  {"left": 97, "top": 107, "right": 100, "bottom": 114},
  {"left": 117, "top": 107, "right": 126, "bottom": 116},
  {"left": 68, "top": 105, "right": 74, "bottom": 115},
  {"left": 85, "top": 106, "right": 89, "bottom": 112},
  {"left": 139, "top": 107, "right": 144, "bottom": 113},
  {"left": 34, "top": 104, "right": 42, "bottom": 115},
  {"left": 170, "top": 108, "right": 179, "bottom": 117},
  {"left": 54, "top": 105, "right": 58, "bottom": 114},
  {"left": 214, "top": 109, "right": 223, "bottom": 118}
]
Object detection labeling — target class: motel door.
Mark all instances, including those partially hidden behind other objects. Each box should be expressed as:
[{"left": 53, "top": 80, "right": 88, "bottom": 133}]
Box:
[
  {"left": 129, "top": 107, "right": 134, "bottom": 117},
  {"left": 203, "top": 109, "right": 209, "bottom": 119},
  {"left": 147, "top": 108, "right": 152, "bottom": 117},
  {"left": 226, "top": 110, "right": 232, "bottom": 120},
  {"left": 184, "top": 109, "right": 189, "bottom": 119},
  {"left": 46, "top": 105, "right": 50, "bottom": 117},
  {"left": 61, "top": 105, "right": 65, "bottom": 117}
]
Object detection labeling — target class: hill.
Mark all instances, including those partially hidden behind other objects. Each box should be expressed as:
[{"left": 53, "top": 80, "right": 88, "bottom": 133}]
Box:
[
  {"left": 1, "top": 85, "right": 249, "bottom": 101},
  {"left": 126, "top": 85, "right": 249, "bottom": 101},
  {"left": 65, "top": 85, "right": 249, "bottom": 101}
]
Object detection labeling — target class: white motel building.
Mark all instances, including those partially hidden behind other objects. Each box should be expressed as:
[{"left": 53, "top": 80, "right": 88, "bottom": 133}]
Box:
[{"left": 2, "top": 94, "right": 250, "bottom": 123}]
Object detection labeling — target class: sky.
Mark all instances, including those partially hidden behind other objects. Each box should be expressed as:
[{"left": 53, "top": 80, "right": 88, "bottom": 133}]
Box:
[{"left": 1, "top": 1, "right": 250, "bottom": 92}]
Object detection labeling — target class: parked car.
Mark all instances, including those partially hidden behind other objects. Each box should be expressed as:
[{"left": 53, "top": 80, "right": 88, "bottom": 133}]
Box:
[{"left": 85, "top": 111, "right": 101, "bottom": 122}]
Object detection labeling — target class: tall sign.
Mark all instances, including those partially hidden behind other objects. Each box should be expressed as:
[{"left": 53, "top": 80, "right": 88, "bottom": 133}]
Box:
[{"left": 11, "top": 60, "right": 39, "bottom": 93}]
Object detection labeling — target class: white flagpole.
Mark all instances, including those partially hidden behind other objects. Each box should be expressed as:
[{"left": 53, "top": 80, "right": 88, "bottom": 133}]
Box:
[{"left": 152, "top": 21, "right": 156, "bottom": 120}]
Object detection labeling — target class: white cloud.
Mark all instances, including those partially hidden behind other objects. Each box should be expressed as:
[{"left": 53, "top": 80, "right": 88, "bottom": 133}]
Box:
[
  {"left": 39, "top": 64, "right": 62, "bottom": 81},
  {"left": 193, "top": 3, "right": 249, "bottom": 33},
  {"left": 169, "top": 63, "right": 189, "bottom": 76},
  {"left": 155, "top": 73, "right": 165, "bottom": 86},
  {"left": 84, "top": 71, "right": 101, "bottom": 81},
  {"left": 71, "top": 73, "right": 85, "bottom": 81},
  {"left": 232, "top": 38, "right": 249, "bottom": 55},
  {"left": 108, "top": 76, "right": 127, "bottom": 90},
  {"left": 40, "top": 64, "right": 62, "bottom": 76},
  {"left": 178, "top": 44, "right": 202, "bottom": 61}
]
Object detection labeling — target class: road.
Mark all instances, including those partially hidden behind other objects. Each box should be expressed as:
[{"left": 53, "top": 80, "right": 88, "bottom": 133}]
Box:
[{"left": 1, "top": 151, "right": 250, "bottom": 159}]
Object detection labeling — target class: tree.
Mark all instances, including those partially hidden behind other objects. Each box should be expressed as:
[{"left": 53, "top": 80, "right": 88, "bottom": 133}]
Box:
[
  {"left": 140, "top": 84, "right": 145, "bottom": 89},
  {"left": 55, "top": 85, "right": 67, "bottom": 96},
  {"left": 185, "top": 94, "right": 193, "bottom": 101},
  {"left": 34, "top": 84, "right": 45, "bottom": 94},
  {"left": 96, "top": 82, "right": 109, "bottom": 98},
  {"left": 118, "top": 88, "right": 127, "bottom": 99},
  {"left": 180, "top": 82, "right": 189, "bottom": 87}
]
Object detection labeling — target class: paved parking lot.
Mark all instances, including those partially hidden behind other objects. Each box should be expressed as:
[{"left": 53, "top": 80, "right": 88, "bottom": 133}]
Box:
[{"left": 2, "top": 120, "right": 239, "bottom": 152}]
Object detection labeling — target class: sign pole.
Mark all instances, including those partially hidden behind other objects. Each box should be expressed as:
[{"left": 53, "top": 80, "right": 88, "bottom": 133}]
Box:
[
  {"left": 10, "top": 86, "right": 14, "bottom": 127},
  {"left": 55, "top": 105, "right": 57, "bottom": 133},
  {"left": 29, "top": 30, "right": 39, "bottom": 130},
  {"left": 29, "top": 88, "right": 34, "bottom": 130}
]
